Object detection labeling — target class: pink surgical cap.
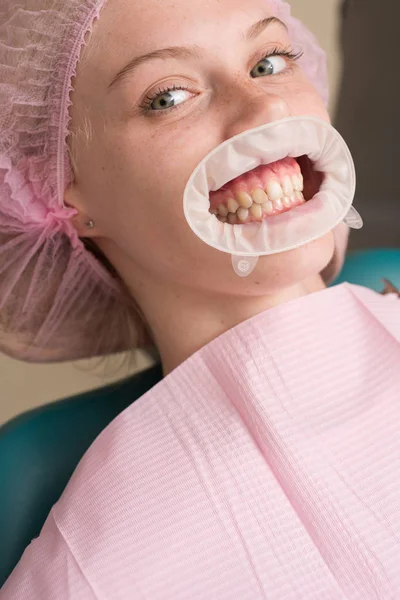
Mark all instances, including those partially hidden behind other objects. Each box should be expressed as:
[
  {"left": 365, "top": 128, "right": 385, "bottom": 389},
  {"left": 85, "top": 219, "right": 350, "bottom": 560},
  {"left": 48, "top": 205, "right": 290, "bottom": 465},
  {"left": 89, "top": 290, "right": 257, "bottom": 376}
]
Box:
[{"left": 0, "top": 0, "right": 344, "bottom": 362}]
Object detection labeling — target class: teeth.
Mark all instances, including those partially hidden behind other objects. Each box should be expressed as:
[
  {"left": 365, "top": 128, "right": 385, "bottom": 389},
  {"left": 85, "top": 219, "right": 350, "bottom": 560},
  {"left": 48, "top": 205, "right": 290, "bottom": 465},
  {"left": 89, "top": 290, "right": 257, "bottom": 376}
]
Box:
[
  {"left": 237, "top": 208, "right": 249, "bottom": 222},
  {"left": 250, "top": 203, "right": 263, "bottom": 219},
  {"left": 283, "top": 196, "right": 292, "bottom": 208},
  {"left": 227, "top": 198, "right": 240, "bottom": 214},
  {"left": 252, "top": 189, "right": 269, "bottom": 205},
  {"left": 266, "top": 180, "right": 284, "bottom": 201},
  {"left": 282, "top": 176, "right": 293, "bottom": 197},
  {"left": 292, "top": 174, "right": 303, "bottom": 191},
  {"left": 262, "top": 201, "right": 274, "bottom": 215},
  {"left": 218, "top": 204, "right": 228, "bottom": 217},
  {"left": 273, "top": 198, "right": 284, "bottom": 211},
  {"left": 214, "top": 173, "right": 306, "bottom": 222},
  {"left": 236, "top": 191, "right": 253, "bottom": 209}
]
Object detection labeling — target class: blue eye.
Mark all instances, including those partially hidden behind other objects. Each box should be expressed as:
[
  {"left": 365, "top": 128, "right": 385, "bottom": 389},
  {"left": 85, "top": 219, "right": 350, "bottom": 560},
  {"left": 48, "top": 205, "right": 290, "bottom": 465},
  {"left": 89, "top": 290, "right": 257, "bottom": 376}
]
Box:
[
  {"left": 149, "top": 87, "right": 191, "bottom": 111},
  {"left": 250, "top": 55, "right": 287, "bottom": 77}
]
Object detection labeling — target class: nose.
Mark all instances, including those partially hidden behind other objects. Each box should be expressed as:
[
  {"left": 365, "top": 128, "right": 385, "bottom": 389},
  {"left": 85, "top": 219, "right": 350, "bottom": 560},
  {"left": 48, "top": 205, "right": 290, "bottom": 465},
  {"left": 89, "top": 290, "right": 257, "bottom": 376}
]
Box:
[{"left": 222, "top": 85, "right": 291, "bottom": 141}]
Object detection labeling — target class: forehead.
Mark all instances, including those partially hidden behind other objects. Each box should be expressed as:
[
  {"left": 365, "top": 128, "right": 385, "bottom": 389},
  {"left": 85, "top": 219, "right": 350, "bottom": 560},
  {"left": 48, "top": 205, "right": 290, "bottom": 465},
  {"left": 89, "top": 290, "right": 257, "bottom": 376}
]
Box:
[{"left": 85, "top": 0, "right": 278, "bottom": 66}]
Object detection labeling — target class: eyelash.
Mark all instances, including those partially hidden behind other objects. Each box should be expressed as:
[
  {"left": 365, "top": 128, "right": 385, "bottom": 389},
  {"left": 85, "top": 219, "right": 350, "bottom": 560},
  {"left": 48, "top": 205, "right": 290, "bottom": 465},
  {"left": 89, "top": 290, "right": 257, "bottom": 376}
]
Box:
[{"left": 139, "top": 46, "right": 303, "bottom": 116}]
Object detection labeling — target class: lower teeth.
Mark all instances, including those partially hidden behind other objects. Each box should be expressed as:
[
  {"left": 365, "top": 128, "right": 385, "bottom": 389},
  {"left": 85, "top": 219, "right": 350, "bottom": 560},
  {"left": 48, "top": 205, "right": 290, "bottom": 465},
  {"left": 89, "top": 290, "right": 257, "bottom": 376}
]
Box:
[{"left": 214, "top": 190, "right": 305, "bottom": 223}]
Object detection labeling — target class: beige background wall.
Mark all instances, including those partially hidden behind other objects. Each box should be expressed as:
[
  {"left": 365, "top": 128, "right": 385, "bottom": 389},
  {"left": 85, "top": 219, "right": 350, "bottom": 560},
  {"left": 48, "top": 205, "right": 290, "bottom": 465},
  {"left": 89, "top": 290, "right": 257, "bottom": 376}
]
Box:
[
  {"left": 290, "top": 0, "right": 342, "bottom": 114},
  {"left": 0, "top": 0, "right": 342, "bottom": 425}
]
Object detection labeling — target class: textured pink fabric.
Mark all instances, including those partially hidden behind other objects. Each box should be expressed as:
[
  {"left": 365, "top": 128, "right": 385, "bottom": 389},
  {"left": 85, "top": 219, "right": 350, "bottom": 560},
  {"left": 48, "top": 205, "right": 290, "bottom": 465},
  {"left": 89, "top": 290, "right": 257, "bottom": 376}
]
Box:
[
  {"left": 3, "top": 283, "right": 400, "bottom": 599},
  {"left": 0, "top": 0, "right": 341, "bottom": 362},
  {"left": 0, "top": 0, "right": 140, "bottom": 362}
]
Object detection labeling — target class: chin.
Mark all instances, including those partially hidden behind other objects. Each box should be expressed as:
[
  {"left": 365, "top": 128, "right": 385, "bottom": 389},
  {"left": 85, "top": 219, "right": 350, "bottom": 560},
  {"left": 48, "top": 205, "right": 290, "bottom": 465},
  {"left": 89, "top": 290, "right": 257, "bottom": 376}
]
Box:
[{"left": 238, "top": 231, "right": 336, "bottom": 292}]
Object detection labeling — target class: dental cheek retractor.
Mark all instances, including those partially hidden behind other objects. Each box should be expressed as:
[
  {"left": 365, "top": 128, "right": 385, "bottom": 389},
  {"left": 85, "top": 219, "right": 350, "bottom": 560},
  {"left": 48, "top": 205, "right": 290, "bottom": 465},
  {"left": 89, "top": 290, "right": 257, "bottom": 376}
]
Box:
[{"left": 183, "top": 116, "right": 363, "bottom": 277}]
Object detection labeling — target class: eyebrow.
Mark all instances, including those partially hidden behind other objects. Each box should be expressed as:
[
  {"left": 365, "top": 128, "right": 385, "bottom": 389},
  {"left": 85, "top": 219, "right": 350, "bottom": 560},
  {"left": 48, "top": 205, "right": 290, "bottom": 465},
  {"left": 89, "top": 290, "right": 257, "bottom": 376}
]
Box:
[{"left": 107, "top": 16, "right": 287, "bottom": 92}]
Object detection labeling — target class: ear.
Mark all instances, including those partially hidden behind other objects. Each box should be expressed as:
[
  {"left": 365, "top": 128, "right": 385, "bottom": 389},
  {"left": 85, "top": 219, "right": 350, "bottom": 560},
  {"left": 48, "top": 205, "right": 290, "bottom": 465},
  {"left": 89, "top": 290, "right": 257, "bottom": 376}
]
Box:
[{"left": 64, "top": 183, "right": 103, "bottom": 238}]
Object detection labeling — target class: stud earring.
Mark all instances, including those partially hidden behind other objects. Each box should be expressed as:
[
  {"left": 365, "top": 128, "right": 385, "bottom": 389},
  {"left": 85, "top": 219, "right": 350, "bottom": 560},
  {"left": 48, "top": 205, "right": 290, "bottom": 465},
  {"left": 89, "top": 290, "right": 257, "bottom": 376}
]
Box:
[{"left": 84, "top": 219, "right": 95, "bottom": 229}]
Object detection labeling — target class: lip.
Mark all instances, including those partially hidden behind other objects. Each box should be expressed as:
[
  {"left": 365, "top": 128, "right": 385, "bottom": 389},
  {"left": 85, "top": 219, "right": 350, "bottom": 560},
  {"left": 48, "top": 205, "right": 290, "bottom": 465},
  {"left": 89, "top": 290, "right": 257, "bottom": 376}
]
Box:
[{"left": 205, "top": 132, "right": 317, "bottom": 195}]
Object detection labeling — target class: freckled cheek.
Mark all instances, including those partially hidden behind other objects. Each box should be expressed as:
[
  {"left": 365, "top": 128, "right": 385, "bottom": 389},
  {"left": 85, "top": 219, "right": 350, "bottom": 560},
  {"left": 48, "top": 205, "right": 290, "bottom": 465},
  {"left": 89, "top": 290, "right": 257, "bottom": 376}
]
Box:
[
  {"left": 127, "top": 136, "right": 207, "bottom": 209},
  {"left": 95, "top": 150, "right": 189, "bottom": 226}
]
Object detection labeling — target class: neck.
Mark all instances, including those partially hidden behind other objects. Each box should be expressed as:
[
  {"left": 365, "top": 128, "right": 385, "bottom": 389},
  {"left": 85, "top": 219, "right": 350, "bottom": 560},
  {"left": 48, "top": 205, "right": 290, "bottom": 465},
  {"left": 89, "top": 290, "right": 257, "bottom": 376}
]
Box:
[{"left": 131, "top": 274, "right": 326, "bottom": 376}]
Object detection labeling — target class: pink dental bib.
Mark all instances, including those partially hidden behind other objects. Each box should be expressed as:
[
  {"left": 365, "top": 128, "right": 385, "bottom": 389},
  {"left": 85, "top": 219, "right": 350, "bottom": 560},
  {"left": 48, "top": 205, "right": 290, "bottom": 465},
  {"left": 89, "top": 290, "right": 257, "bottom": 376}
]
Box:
[{"left": 3, "top": 283, "right": 400, "bottom": 599}]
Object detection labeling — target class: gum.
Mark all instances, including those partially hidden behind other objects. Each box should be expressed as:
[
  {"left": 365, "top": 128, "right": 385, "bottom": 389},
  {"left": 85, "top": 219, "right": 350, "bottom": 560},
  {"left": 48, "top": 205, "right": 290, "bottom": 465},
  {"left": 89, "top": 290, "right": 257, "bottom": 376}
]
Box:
[{"left": 209, "top": 157, "right": 301, "bottom": 211}]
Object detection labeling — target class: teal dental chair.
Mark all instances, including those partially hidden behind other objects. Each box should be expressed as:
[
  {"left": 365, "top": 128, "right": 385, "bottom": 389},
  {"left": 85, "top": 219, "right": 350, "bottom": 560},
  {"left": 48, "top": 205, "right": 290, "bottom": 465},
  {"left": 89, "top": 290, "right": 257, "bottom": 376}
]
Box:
[{"left": 1, "top": 248, "right": 400, "bottom": 588}]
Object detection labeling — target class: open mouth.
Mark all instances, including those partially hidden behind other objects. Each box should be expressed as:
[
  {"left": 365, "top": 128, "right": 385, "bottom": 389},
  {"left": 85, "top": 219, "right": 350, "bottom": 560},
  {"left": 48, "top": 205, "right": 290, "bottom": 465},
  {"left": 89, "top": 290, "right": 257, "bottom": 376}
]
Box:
[
  {"left": 183, "top": 116, "right": 360, "bottom": 257},
  {"left": 209, "top": 155, "right": 323, "bottom": 225}
]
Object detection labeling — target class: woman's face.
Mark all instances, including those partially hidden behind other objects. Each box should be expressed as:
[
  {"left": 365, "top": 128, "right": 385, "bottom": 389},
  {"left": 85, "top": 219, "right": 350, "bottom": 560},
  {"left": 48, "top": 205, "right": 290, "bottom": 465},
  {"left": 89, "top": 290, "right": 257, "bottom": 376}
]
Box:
[{"left": 67, "top": 0, "right": 335, "bottom": 297}]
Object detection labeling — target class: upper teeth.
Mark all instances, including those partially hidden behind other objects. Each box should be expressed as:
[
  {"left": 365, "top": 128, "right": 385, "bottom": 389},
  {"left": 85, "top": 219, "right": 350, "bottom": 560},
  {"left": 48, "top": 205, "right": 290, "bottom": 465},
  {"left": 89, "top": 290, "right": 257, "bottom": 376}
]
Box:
[
  {"left": 236, "top": 192, "right": 253, "bottom": 209},
  {"left": 293, "top": 174, "right": 303, "bottom": 191},
  {"left": 252, "top": 189, "right": 269, "bottom": 204},
  {"left": 266, "top": 181, "right": 283, "bottom": 201},
  {"left": 227, "top": 198, "right": 240, "bottom": 213},
  {"left": 213, "top": 173, "right": 304, "bottom": 220}
]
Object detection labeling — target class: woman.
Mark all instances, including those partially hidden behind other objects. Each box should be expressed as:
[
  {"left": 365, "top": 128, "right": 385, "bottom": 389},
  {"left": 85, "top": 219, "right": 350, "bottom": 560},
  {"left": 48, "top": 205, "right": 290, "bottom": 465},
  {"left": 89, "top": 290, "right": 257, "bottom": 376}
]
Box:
[
  {"left": 0, "top": 0, "right": 343, "bottom": 367},
  {"left": 1, "top": 0, "right": 400, "bottom": 597}
]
